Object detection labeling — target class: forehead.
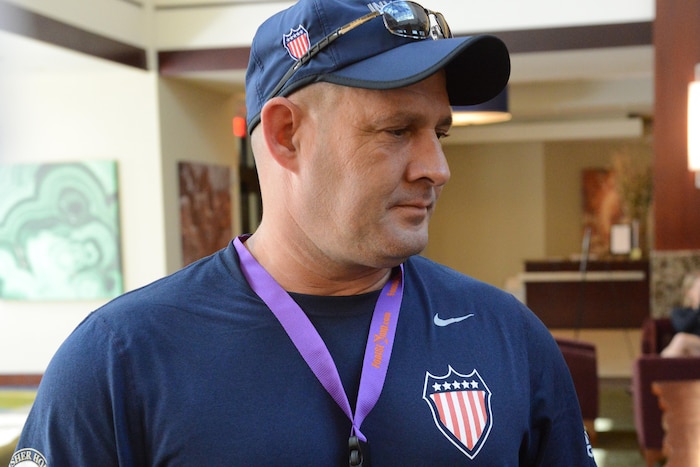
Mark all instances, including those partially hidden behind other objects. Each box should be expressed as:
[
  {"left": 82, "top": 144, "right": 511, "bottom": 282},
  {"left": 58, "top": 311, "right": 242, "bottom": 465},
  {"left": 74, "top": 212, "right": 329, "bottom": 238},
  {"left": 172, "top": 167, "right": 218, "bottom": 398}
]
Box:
[
  {"left": 339, "top": 71, "right": 451, "bottom": 114},
  {"left": 362, "top": 69, "right": 446, "bottom": 97}
]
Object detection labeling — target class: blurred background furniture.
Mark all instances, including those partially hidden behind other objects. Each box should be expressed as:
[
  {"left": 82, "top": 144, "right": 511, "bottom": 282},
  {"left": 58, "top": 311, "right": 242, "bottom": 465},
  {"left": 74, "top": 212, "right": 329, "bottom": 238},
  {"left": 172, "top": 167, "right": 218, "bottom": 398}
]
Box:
[
  {"left": 0, "top": 386, "right": 37, "bottom": 466},
  {"left": 523, "top": 259, "right": 649, "bottom": 328},
  {"left": 555, "top": 337, "right": 599, "bottom": 444},
  {"left": 0, "top": 436, "right": 18, "bottom": 465},
  {"left": 632, "top": 317, "right": 700, "bottom": 467},
  {"left": 652, "top": 379, "right": 700, "bottom": 467}
]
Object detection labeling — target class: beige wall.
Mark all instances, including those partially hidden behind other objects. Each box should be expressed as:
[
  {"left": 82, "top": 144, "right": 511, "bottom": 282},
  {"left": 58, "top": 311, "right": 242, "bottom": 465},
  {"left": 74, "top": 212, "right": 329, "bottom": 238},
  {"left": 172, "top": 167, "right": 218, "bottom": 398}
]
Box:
[
  {"left": 0, "top": 63, "right": 164, "bottom": 373},
  {"left": 543, "top": 139, "right": 653, "bottom": 258},
  {"left": 424, "top": 138, "right": 653, "bottom": 288},
  {"left": 0, "top": 70, "right": 245, "bottom": 373},
  {"left": 425, "top": 142, "right": 546, "bottom": 288},
  {"left": 157, "top": 78, "right": 243, "bottom": 273}
]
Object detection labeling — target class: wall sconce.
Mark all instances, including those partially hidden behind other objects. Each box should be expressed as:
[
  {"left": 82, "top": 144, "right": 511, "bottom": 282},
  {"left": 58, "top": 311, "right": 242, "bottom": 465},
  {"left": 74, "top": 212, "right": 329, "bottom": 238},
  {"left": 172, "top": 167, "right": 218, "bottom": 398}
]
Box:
[
  {"left": 452, "top": 87, "right": 511, "bottom": 126},
  {"left": 689, "top": 63, "right": 700, "bottom": 188}
]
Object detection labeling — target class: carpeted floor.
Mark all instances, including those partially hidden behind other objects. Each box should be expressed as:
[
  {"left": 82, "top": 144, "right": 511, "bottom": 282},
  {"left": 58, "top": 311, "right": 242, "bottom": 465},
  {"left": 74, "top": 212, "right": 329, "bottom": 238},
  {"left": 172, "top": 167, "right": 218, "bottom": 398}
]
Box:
[{"left": 592, "top": 378, "right": 646, "bottom": 467}]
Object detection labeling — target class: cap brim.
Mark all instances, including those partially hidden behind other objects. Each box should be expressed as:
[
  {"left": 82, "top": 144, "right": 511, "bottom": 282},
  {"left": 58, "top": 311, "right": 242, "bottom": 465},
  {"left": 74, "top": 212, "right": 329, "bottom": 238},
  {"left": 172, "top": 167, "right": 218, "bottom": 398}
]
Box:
[{"left": 319, "top": 34, "right": 510, "bottom": 106}]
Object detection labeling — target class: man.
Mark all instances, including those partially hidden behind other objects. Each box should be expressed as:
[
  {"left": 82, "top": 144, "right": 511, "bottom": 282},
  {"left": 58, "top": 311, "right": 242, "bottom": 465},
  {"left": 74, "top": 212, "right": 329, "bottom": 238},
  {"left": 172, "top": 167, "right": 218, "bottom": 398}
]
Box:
[{"left": 12, "top": 1, "right": 597, "bottom": 465}]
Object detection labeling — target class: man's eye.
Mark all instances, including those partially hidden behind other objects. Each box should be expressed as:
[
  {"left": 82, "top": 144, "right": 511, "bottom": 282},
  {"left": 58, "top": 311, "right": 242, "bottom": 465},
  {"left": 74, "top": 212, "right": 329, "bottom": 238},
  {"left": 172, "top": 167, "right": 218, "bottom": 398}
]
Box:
[{"left": 388, "top": 128, "right": 408, "bottom": 137}]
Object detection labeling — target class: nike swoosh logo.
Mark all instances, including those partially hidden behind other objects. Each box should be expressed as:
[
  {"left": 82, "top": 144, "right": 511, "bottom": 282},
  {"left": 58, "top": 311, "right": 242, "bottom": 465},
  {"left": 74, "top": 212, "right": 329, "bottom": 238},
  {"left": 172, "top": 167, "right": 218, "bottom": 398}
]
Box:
[{"left": 433, "top": 313, "right": 475, "bottom": 327}]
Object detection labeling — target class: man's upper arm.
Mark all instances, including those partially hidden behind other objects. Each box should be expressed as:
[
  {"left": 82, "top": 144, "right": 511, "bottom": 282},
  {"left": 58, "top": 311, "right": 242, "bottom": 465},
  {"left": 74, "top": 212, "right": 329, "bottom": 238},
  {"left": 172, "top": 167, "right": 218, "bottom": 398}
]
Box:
[{"left": 13, "top": 314, "right": 138, "bottom": 466}]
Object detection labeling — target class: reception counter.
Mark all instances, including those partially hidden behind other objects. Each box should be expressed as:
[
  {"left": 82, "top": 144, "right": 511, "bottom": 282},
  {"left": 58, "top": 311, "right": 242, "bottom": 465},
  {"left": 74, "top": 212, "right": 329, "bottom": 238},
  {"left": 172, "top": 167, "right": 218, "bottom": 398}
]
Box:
[{"left": 522, "top": 259, "right": 650, "bottom": 328}]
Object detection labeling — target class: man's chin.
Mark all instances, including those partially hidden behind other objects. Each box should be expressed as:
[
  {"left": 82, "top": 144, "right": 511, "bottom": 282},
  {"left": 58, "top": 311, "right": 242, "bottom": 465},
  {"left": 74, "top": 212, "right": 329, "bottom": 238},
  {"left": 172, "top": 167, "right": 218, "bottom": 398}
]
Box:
[{"left": 383, "top": 230, "right": 429, "bottom": 262}]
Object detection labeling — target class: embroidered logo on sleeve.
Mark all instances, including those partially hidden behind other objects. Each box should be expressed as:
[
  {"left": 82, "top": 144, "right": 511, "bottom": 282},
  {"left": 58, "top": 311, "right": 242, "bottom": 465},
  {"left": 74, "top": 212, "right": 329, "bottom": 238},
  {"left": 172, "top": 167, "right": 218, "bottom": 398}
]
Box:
[
  {"left": 423, "top": 367, "right": 493, "bottom": 460},
  {"left": 9, "top": 448, "right": 48, "bottom": 467},
  {"left": 584, "top": 429, "right": 594, "bottom": 458}
]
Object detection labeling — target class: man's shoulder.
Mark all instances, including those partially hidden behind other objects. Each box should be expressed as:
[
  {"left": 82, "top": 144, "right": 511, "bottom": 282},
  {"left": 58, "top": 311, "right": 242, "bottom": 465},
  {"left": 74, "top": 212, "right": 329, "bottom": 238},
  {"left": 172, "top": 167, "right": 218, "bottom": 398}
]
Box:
[
  {"left": 92, "top": 244, "right": 246, "bottom": 324},
  {"left": 405, "top": 255, "right": 468, "bottom": 280},
  {"left": 405, "top": 255, "right": 510, "bottom": 298},
  {"left": 403, "top": 255, "right": 534, "bottom": 329},
  {"left": 52, "top": 245, "right": 251, "bottom": 367}
]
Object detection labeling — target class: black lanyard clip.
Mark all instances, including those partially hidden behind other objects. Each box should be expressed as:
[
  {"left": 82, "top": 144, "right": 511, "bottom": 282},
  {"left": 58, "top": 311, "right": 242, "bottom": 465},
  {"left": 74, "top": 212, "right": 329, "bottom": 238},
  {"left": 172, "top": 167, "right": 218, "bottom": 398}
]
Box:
[{"left": 348, "top": 435, "right": 364, "bottom": 466}]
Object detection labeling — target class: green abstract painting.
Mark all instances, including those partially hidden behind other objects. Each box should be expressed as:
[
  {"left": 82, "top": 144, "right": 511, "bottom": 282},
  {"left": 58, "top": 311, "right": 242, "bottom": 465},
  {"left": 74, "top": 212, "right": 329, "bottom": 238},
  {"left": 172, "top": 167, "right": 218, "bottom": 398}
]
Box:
[{"left": 0, "top": 161, "right": 123, "bottom": 300}]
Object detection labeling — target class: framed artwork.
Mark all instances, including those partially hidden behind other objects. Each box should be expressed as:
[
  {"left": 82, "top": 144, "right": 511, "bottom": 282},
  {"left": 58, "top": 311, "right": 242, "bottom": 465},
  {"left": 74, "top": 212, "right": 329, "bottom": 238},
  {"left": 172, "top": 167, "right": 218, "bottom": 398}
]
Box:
[
  {"left": 0, "top": 161, "right": 123, "bottom": 300},
  {"left": 178, "top": 162, "right": 232, "bottom": 266},
  {"left": 581, "top": 168, "right": 624, "bottom": 257},
  {"left": 610, "top": 223, "right": 632, "bottom": 255}
]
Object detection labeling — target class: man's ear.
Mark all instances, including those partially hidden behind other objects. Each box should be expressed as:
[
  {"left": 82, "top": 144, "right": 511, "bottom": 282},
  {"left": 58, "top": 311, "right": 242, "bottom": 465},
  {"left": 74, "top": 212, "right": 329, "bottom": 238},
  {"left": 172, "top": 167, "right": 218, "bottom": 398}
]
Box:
[{"left": 259, "top": 96, "right": 301, "bottom": 170}]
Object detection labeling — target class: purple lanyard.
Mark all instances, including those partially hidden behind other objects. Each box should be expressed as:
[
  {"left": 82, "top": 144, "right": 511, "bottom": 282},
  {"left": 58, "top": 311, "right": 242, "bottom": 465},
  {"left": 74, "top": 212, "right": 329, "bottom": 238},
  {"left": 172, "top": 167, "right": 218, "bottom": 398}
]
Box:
[{"left": 233, "top": 236, "right": 404, "bottom": 445}]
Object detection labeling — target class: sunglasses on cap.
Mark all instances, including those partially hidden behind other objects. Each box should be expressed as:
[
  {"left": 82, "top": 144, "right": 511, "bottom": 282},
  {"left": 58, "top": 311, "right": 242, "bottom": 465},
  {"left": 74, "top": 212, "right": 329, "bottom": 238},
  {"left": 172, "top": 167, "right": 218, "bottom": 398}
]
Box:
[{"left": 266, "top": 1, "right": 453, "bottom": 102}]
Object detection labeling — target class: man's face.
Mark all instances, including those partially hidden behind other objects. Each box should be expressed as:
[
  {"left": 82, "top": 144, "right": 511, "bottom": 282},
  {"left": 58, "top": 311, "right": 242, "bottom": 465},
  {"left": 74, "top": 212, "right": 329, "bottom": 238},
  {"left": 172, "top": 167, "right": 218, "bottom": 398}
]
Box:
[{"left": 290, "top": 71, "right": 452, "bottom": 269}]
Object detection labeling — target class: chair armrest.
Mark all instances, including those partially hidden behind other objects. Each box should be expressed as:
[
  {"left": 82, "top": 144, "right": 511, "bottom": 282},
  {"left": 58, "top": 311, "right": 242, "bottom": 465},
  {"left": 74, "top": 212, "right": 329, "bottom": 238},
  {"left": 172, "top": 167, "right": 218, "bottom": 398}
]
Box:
[
  {"left": 632, "top": 355, "right": 700, "bottom": 450},
  {"left": 555, "top": 337, "right": 596, "bottom": 353},
  {"left": 555, "top": 338, "right": 598, "bottom": 420},
  {"left": 641, "top": 318, "right": 674, "bottom": 354}
]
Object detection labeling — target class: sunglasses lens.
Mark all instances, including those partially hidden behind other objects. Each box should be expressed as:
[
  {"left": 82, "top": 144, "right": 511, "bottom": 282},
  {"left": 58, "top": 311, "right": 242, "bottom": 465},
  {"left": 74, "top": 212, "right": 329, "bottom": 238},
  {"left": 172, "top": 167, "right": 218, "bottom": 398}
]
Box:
[{"left": 382, "top": 1, "right": 431, "bottom": 39}]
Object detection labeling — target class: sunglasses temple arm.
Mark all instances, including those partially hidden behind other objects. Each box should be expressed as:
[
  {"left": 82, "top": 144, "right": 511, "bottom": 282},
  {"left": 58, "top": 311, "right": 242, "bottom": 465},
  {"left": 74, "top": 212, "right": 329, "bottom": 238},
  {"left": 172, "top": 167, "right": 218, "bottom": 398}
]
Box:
[{"left": 337, "top": 10, "right": 380, "bottom": 35}]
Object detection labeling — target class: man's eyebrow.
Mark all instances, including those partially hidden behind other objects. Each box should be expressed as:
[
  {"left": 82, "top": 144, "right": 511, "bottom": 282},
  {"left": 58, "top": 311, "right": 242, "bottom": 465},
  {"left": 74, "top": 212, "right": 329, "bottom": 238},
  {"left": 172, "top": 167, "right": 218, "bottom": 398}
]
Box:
[{"left": 374, "top": 109, "right": 453, "bottom": 128}]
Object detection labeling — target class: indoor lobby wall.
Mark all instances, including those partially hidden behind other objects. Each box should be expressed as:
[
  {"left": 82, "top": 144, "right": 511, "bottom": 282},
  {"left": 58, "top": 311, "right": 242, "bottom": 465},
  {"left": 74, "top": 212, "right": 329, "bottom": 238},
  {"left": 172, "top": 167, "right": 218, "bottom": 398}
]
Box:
[
  {"left": 425, "top": 138, "right": 652, "bottom": 289},
  {"left": 0, "top": 65, "right": 164, "bottom": 374},
  {"left": 425, "top": 142, "right": 547, "bottom": 288},
  {"left": 544, "top": 139, "right": 654, "bottom": 259},
  {"left": 156, "top": 78, "right": 243, "bottom": 274}
]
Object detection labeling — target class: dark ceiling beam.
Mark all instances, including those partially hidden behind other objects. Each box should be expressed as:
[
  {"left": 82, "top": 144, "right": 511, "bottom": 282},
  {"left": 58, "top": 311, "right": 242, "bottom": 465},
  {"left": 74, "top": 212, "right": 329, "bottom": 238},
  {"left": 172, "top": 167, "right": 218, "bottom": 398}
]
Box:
[{"left": 0, "top": 0, "right": 147, "bottom": 70}]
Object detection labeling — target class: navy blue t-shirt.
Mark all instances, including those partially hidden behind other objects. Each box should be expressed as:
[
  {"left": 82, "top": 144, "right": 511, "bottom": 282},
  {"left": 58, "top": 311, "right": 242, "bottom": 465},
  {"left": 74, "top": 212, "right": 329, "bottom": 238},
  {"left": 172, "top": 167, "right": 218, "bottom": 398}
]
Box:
[{"left": 13, "top": 242, "right": 596, "bottom": 466}]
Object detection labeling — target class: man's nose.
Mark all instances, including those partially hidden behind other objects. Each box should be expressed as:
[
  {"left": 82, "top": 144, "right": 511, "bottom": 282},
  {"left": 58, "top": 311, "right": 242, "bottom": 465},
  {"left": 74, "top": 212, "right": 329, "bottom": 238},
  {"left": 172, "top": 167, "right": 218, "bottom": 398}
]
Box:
[{"left": 407, "top": 133, "right": 451, "bottom": 186}]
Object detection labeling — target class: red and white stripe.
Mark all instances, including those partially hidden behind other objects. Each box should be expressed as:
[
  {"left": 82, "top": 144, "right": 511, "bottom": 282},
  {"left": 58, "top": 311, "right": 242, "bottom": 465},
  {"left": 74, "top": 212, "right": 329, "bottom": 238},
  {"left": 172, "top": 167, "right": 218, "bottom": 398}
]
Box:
[
  {"left": 286, "top": 34, "right": 310, "bottom": 60},
  {"left": 430, "top": 390, "right": 488, "bottom": 450}
]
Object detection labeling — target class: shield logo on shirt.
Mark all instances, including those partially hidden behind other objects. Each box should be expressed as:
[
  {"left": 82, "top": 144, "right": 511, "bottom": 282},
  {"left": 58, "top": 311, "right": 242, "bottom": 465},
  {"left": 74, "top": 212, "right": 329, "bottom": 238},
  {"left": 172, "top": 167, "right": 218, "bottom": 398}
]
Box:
[
  {"left": 283, "top": 25, "right": 310, "bottom": 61},
  {"left": 423, "top": 366, "right": 493, "bottom": 459}
]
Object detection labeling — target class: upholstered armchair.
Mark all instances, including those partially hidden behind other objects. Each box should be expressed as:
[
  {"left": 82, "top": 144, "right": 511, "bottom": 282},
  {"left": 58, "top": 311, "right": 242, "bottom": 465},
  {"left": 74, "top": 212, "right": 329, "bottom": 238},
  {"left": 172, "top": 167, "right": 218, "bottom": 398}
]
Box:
[
  {"left": 632, "top": 317, "right": 700, "bottom": 467},
  {"left": 554, "top": 337, "right": 599, "bottom": 444}
]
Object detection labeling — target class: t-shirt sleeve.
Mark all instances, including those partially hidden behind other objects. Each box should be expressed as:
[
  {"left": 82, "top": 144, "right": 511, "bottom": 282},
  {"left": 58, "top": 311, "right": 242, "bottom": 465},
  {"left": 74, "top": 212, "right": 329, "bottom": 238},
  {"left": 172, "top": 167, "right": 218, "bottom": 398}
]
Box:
[
  {"left": 11, "top": 313, "right": 142, "bottom": 467},
  {"left": 519, "top": 308, "right": 598, "bottom": 466}
]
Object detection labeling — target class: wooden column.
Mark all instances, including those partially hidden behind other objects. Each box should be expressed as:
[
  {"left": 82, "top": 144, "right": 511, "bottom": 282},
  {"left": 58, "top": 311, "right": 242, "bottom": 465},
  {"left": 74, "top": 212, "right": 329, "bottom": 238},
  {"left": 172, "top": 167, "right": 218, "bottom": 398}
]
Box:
[{"left": 653, "top": 0, "right": 700, "bottom": 250}]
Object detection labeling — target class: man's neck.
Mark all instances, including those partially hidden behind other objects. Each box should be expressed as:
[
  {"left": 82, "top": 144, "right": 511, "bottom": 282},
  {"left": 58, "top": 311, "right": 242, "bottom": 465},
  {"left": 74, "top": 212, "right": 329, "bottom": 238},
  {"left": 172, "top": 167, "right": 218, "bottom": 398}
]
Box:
[{"left": 242, "top": 231, "right": 392, "bottom": 296}]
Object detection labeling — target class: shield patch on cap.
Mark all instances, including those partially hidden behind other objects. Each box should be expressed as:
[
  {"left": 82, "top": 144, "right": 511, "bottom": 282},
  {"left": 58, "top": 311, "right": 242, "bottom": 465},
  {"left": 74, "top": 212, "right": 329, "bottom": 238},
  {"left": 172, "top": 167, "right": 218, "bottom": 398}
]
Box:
[
  {"left": 283, "top": 25, "right": 310, "bottom": 61},
  {"left": 423, "top": 366, "right": 493, "bottom": 459}
]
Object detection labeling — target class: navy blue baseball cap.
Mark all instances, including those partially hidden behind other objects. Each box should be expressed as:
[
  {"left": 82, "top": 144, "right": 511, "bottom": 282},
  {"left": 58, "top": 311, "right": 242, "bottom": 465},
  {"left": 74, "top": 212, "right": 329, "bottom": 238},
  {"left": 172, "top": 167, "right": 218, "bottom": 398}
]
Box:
[{"left": 245, "top": 0, "right": 510, "bottom": 133}]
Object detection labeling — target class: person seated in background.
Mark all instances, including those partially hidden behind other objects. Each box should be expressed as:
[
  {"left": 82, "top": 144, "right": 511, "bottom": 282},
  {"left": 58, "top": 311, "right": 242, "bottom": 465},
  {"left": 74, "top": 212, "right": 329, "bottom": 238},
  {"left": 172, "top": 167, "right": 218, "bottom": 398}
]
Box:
[{"left": 661, "top": 271, "right": 700, "bottom": 357}]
